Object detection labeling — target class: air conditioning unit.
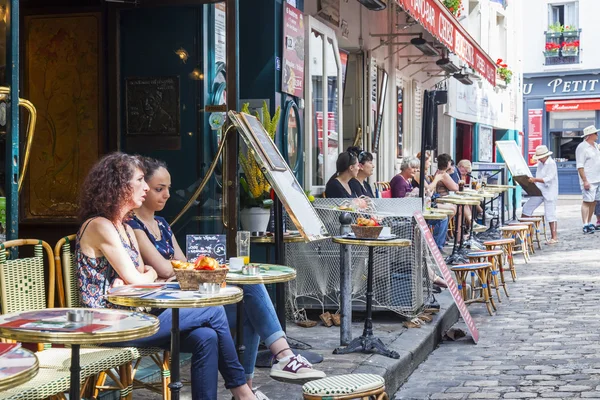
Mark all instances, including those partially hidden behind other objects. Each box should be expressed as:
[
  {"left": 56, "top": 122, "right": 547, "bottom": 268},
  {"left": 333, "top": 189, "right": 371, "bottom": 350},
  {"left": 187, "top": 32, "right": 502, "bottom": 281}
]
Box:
[{"left": 357, "top": 0, "right": 387, "bottom": 11}]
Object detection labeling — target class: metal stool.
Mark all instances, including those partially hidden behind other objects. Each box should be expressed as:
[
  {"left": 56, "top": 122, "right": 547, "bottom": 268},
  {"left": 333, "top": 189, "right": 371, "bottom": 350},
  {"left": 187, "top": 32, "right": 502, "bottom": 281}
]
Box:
[
  {"left": 484, "top": 238, "right": 517, "bottom": 282},
  {"left": 499, "top": 226, "right": 530, "bottom": 264},
  {"left": 302, "top": 374, "right": 388, "bottom": 400},
  {"left": 518, "top": 217, "right": 543, "bottom": 249},
  {"left": 467, "top": 250, "right": 509, "bottom": 301},
  {"left": 451, "top": 262, "right": 496, "bottom": 316}
]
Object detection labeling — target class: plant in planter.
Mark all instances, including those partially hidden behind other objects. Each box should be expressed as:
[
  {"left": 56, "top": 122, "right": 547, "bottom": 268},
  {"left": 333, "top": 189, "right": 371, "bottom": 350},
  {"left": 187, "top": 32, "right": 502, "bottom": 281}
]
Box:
[
  {"left": 544, "top": 42, "right": 561, "bottom": 57},
  {"left": 239, "top": 101, "right": 281, "bottom": 232},
  {"left": 496, "top": 59, "right": 512, "bottom": 84},
  {"left": 561, "top": 39, "right": 580, "bottom": 56},
  {"left": 546, "top": 22, "right": 563, "bottom": 38},
  {"left": 562, "top": 25, "right": 579, "bottom": 37},
  {"left": 442, "top": 0, "right": 463, "bottom": 17}
]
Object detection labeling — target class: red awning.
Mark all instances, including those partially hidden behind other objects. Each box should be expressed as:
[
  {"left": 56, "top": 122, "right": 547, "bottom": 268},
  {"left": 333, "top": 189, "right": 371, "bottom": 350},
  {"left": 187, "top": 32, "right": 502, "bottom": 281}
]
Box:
[
  {"left": 546, "top": 99, "right": 600, "bottom": 112},
  {"left": 397, "top": 0, "right": 497, "bottom": 86}
]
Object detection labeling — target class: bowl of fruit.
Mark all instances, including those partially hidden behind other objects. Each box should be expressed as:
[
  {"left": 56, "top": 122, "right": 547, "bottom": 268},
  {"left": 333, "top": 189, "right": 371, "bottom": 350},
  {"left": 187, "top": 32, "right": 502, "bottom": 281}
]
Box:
[
  {"left": 171, "top": 256, "right": 229, "bottom": 291},
  {"left": 351, "top": 217, "right": 383, "bottom": 239}
]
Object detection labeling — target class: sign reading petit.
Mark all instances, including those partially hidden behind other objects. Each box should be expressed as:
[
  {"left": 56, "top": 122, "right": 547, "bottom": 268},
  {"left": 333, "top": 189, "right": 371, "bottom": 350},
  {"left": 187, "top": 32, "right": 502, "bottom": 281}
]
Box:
[{"left": 399, "top": 0, "right": 496, "bottom": 86}]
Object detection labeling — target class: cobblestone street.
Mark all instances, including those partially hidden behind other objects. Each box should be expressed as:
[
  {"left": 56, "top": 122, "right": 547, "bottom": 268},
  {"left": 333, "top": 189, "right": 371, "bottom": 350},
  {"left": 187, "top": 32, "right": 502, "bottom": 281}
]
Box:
[{"left": 396, "top": 198, "right": 600, "bottom": 399}]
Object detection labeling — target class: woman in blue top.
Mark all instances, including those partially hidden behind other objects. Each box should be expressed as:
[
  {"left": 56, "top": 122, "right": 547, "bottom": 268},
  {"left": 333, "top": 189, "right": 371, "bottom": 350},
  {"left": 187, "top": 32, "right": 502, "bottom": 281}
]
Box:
[
  {"left": 76, "top": 152, "right": 259, "bottom": 400},
  {"left": 128, "top": 157, "right": 325, "bottom": 387}
]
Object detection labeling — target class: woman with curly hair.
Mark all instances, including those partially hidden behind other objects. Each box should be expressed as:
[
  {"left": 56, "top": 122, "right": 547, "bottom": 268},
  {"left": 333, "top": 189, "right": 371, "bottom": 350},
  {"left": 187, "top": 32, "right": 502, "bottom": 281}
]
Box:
[
  {"left": 127, "top": 157, "right": 325, "bottom": 388},
  {"left": 76, "top": 152, "right": 261, "bottom": 400}
]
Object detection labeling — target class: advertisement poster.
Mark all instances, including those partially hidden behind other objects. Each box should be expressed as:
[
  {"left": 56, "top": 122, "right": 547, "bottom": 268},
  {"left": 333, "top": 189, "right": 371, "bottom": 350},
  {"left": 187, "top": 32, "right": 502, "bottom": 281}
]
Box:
[
  {"left": 527, "top": 109, "right": 543, "bottom": 166},
  {"left": 281, "top": 3, "right": 305, "bottom": 98},
  {"left": 478, "top": 125, "right": 493, "bottom": 162},
  {"left": 214, "top": 3, "right": 226, "bottom": 65}
]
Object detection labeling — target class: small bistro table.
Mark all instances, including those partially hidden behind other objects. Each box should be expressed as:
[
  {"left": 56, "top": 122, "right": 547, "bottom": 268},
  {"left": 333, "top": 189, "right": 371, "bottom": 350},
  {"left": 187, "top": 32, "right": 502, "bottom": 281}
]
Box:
[
  {"left": 107, "top": 285, "right": 243, "bottom": 400},
  {"left": 0, "top": 308, "right": 158, "bottom": 400},
  {"left": 331, "top": 236, "right": 411, "bottom": 359},
  {"left": 0, "top": 346, "right": 39, "bottom": 392}
]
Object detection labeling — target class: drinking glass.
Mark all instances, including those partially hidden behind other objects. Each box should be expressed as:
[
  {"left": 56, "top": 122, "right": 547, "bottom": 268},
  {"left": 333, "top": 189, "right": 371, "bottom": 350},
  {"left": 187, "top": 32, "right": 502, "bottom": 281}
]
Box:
[{"left": 237, "top": 231, "right": 251, "bottom": 265}]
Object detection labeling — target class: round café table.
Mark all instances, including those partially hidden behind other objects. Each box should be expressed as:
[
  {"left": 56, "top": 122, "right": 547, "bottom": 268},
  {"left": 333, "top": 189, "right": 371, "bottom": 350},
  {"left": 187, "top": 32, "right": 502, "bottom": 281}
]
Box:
[
  {"left": 108, "top": 285, "right": 243, "bottom": 400},
  {"left": 0, "top": 308, "right": 158, "bottom": 400},
  {"left": 331, "top": 237, "right": 411, "bottom": 359},
  {"left": 0, "top": 346, "right": 38, "bottom": 391},
  {"left": 226, "top": 264, "right": 304, "bottom": 366}
]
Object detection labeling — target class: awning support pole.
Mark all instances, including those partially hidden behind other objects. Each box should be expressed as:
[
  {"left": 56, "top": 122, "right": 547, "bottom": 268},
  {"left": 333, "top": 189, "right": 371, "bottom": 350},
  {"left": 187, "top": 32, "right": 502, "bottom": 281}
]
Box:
[{"left": 6, "top": 0, "right": 19, "bottom": 243}]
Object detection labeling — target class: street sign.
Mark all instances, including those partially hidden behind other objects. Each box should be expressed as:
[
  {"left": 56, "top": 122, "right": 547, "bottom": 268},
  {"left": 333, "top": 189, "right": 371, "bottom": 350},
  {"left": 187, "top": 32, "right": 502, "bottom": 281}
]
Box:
[{"left": 413, "top": 211, "right": 479, "bottom": 344}]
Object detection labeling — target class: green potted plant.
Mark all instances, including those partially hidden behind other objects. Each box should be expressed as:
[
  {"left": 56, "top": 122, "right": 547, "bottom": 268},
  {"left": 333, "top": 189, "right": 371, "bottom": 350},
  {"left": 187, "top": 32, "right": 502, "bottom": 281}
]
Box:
[
  {"left": 561, "top": 39, "right": 580, "bottom": 56},
  {"left": 442, "top": 0, "right": 463, "bottom": 17},
  {"left": 496, "top": 59, "right": 512, "bottom": 87},
  {"left": 239, "top": 101, "right": 281, "bottom": 232},
  {"left": 546, "top": 22, "right": 563, "bottom": 38}
]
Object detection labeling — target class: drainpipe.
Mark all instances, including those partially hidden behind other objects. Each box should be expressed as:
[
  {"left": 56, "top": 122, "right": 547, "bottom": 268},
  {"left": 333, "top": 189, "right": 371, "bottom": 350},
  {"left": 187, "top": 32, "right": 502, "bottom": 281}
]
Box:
[{"left": 6, "top": 0, "right": 19, "bottom": 243}]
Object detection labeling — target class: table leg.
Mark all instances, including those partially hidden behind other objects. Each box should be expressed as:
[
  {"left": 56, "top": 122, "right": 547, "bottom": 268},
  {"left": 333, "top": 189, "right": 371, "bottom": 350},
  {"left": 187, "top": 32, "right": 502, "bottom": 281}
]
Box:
[
  {"left": 333, "top": 247, "right": 400, "bottom": 359},
  {"left": 169, "top": 308, "right": 183, "bottom": 400},
  {"left": 69, "top": 344, "right": 81, "bottom": 400},
  {"left": 446, "top": 204, "right": 468, "bottom": 265}
]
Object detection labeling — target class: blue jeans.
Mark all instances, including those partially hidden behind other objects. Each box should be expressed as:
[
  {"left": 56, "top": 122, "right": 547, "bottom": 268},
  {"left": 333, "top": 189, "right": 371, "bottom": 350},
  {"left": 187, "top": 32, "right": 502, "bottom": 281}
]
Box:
[
  {"left": 225, "top": 284, "right": 286, "bottom": 380},
  {"left": 112, "top": 306, "right": 246, "bottom": 399},
  {"left": 431, "top": 217, "right": 449, "bottom": 251}
]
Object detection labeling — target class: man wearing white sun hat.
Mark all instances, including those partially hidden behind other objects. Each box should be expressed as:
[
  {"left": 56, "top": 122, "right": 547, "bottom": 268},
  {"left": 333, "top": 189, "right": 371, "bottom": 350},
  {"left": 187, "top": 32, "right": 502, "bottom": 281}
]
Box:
[
  {"left": 522, "top": 145, "right": 559, "bottom": 243},
  {"left": 575, "top": 125, "right": 600, "bottom": 234}
]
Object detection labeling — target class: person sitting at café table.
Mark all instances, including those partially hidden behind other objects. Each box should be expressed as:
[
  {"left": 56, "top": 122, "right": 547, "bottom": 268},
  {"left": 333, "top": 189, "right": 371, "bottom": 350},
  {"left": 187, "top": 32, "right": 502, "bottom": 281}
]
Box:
[
  {"left": 324, "top": 151, "right": 360, "bottom": 198},
  {"left": 449, "top": 159, "right": 460, "bottom": 184},
  {"left": 521, "top": 145, "right": 559, "bottom": 244},
  {"left": 390, "top": 157, "right": 447, "bottom": 288},
  {"left": 128, "top": 156, "right": 325, "bottom": 387},
  {"left": 76, "top": 152, "right": 263, "bottom": 400},
  {"left": 457, "top": 159, "right": 484, "bottom": 218},
  {"left": 347, "top": 146, "right": 375, "bottom": 198}
]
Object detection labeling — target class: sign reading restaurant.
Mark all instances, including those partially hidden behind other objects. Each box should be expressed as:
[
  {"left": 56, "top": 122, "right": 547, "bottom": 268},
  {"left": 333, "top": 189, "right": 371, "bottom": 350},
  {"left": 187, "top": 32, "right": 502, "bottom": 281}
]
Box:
[{"left": 398, "top": 0, "right": 497, "bottom": 85}]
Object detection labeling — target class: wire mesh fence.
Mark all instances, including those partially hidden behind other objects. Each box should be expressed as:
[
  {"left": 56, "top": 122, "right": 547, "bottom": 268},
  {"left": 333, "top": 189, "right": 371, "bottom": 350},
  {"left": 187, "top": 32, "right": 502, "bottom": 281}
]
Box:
[{"left": 285, "top": 198, "right": 434, "bottom": 321}]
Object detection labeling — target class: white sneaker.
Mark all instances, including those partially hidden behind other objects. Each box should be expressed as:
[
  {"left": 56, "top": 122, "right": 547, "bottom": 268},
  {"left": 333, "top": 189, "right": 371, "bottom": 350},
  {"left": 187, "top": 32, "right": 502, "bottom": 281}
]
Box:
[
  {"left": 269, "top": 353, "right": 326, "bottom": 384},
  {"left": 254, "top": 390, "right": 270, "bottom": 400}
]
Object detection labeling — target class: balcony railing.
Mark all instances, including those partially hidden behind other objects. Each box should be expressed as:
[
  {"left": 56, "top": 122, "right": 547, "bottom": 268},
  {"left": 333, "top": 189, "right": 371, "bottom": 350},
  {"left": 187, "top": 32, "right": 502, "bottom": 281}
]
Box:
[{"left": 543, "top": 29, "right": 581, "bottom": 66}]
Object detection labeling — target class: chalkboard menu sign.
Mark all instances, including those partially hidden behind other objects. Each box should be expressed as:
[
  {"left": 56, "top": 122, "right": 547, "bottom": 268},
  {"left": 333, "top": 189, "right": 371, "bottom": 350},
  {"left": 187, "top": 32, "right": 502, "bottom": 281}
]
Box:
[
  {"left": 186, "top": 234, "right": 227, "bottom": 264},
  {"left": 240, "top": 113, "right": 288, "bottom": 171},
  {"left": 125, "top": 76, "right": 180, "bottom": 136}
]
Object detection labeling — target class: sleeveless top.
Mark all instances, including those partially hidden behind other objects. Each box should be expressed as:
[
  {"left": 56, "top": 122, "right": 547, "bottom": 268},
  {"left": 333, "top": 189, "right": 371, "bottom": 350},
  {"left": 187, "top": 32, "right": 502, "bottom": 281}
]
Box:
[
  {"left": 76, "top": 218, "right": 141, "bottom": 309},
  {"left": 435, "top": 174, "right": 450, "bottom": 197},
  {"left": 126, "top": 215, "right": 175, "bottom": 261}
]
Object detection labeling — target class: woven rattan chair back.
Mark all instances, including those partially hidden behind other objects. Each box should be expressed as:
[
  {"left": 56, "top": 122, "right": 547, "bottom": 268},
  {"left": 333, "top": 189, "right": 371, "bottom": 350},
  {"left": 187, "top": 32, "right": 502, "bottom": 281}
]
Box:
[
  {"left": 54, "top": 234, "right": 79, "bottom": 308},
  {"left": 0, "top": 239, "right": 55, "bottom": 314}
]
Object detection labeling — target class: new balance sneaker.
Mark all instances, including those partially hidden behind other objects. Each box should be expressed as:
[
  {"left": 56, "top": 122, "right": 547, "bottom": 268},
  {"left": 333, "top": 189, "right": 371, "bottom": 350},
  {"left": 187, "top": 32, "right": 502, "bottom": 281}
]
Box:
[
  {"left": 590, "top": 224, "right": 596, "bottom": 233},
  {"left": 584, "top": 224, "right": 595, "bottom": 234},
  {"left": 270, "top": 353, "right": 326, "bottom": 384}
]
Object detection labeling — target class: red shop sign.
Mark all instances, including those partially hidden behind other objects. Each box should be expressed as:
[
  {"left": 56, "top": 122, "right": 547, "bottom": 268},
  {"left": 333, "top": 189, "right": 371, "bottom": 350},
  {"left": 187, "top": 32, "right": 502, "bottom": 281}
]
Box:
[
  {"left": 545, "top": 99, "right": 600, "bottom": 112},
  {"left": 398, "top": 0, "right": 496, "bottom": 86}
]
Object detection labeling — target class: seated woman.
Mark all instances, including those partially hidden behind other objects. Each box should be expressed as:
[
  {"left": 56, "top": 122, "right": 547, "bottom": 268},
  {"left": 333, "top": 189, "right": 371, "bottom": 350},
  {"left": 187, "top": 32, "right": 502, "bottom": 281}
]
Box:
[
  {"left": 457, "top": 159, "right": 484, "bottom": 217},
  {"left": 128, "top": 157, "right": 325, "bottom": 387},
  {"left": 324, "top": 151, "right": 360, "bottom": 198},
  {"left": 390, "top": 158, "right": 447, "bottom": 288},
  {"left": 412, "top": 152, "right": 445, "bottom": 202},
  {"left": 347, "top": 146, "right": 375, "bottom": 198},
  {"left": 76, "top": 152, "right": 260, "bottom": 400}
]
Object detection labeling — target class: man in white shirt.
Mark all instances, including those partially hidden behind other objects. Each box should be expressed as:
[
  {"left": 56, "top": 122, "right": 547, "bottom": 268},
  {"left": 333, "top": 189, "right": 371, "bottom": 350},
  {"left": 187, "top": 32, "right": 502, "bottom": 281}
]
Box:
[
  {"left": 575, "top": 125, "right": 600, "bottom": 234},
  {"left": 522, "top": 145, "right": 559, "bottom": 243}
]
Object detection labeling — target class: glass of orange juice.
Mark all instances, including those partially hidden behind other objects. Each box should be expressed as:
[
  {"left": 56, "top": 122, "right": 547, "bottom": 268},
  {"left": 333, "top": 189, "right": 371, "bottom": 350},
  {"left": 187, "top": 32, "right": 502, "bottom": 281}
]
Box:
[{"left": 237, "top": 231, "right": 251, "bottom": 265}]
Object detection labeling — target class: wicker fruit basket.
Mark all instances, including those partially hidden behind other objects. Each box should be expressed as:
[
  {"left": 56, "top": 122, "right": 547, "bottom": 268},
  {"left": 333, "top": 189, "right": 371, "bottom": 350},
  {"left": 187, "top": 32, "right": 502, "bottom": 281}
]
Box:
[
  {"left": 172, "top": 266, "right": 229, "bottom": 291},
  {"left": 351, "top": 224, "right": 383, "bottom": 239}
]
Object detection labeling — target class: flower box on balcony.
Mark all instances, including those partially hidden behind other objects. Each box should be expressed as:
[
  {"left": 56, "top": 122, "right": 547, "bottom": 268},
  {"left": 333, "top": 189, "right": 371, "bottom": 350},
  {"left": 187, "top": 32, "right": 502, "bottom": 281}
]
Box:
[
  {"left": 544, "top": 50, "right": 560, "bottom": 58},
  {"left": 563, "top": 30, "right": 579, "bottom": 38},
  {"left": 545, "top": 31, "right": 561, "bottom": 39},
  {"left": 562, "top": 48, "right": 579, "bottom": 57}
]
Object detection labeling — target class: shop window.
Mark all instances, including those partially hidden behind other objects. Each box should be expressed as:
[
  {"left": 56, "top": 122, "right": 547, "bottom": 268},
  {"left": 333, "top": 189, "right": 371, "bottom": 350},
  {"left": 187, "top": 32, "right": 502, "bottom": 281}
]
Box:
[
  {"left": 548, "top": 109, "right": 594, "bottom": 161},
  {"left": 306, "top": 17, "right": 342, "bottom": 191}
]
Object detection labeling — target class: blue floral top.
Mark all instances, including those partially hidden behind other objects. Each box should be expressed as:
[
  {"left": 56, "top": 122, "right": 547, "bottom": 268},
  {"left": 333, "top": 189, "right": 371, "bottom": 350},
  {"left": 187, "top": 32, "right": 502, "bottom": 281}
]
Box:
[
  {"left": 126, "top": 215, "right": 175, "bottom": 261},
  {"left": 76, "top": 218, "right": 140, "bottom": 309}
]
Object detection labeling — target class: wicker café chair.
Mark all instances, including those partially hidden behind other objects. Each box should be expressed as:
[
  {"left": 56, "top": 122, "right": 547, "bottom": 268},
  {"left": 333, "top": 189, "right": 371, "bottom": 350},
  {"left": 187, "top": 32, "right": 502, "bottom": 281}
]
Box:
[
  {"left": 0, "top": 239, "right": 139, "bottom": 400},
  {"left": 55, "top": 235, "right": 171, "bottom": 400}
]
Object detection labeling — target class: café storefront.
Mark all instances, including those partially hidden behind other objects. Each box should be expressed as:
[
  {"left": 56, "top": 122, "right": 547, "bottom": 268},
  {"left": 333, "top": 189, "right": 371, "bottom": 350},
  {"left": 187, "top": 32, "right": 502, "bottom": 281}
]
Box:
[{"left": 523, "top": 70, "right": 600, "bottom": 194}]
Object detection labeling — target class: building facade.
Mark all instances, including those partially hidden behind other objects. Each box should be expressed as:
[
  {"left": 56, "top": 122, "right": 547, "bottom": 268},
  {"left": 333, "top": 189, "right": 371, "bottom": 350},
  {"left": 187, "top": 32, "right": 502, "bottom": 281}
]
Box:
[{"left": 522, "top": 0, "right": 598, "bottom": 194}]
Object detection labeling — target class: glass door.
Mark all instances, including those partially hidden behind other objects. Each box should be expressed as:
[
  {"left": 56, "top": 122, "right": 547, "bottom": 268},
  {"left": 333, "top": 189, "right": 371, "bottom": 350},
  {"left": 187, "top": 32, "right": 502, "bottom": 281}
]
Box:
[{"left": 304, "top": 16, "right": 342, "bottom": 193}]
